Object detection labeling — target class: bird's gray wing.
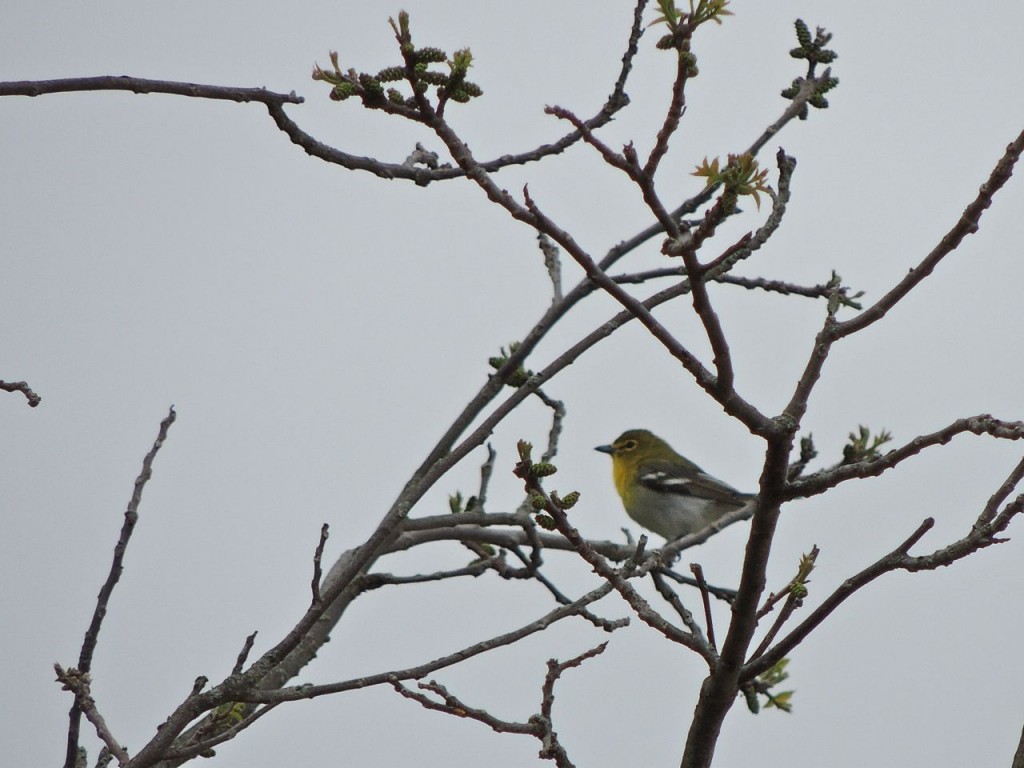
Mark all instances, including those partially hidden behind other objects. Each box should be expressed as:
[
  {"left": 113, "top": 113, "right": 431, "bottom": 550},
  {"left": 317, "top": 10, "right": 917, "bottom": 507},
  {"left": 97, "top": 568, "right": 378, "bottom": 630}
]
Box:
[{"left": 637, "top": 458, "right": 752, "bottom": 506}]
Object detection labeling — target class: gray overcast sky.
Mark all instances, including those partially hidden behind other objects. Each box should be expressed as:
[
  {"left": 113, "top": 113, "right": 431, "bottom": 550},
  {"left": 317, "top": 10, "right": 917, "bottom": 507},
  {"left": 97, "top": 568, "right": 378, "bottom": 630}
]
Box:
[{"left": 3, "top": 2, "right": 1024, "bottom": 766}]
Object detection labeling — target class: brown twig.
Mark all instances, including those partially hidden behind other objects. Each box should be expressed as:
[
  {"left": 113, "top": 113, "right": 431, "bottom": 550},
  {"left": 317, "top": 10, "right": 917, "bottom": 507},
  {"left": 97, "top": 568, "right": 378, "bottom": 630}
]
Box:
[
  {"left": 514, "top": 457, "right": 715, "bottom": 663},
  {"left": 781, "top": 129, "right": 1024, "bottom": 435},
  {"left": 787, "top": 415, "right": 1024, "bottom": 500},
  {"left": 391, "top": 679, "right": 534, "bottom": 733},
  {"left": 311, "top": 524, "right": 330, "bottom": 605},
  {"left": 245, "top": 582, "right": 617, "bottom": 705},
  {"left": 644, "top": 40, "right": 692, "bottom": 177},
  {"left": 977, "top": 455, "right": 1024, "bottom": 526},
  {"left": 651, "top": 571, "right": 709, "bottom": 646},
  {"left": 745, "top": 544, "right": 815, "bottom": 663},
  {"left": 537, "top": 642, "right": 610, "bottom": 767},
  {"left": 390, "top": 641, "right": 609, "bottom": 768},
  {"left": 755, "top": 546, "right": 819, "bottom": 621},
  {"left": 63, "top": 407, "right": 176, "bottom": 768},
  {"left": 0, "top": 379, "right": 41, "bottom": 406},
  {"left": 654, "top": 566, "right": 737, "bottom": 604},
  {"left": 0, "top": 76, "right": 302, "bottom": 104},
  {"left": 359, "top": 557, "right": 506, "bottom": 589},
  {"left": 742, "top": 519, "right": 936, "bottom": 681},
  {"left": 232, "top": 632, "right": 259, "bottom": 676},
  {"left": 55, "top": 665, "right": 129, "bottom": 765},
  {"left": 836, "top": 128, "right": 1024, "bottom": 340},
  {"left": 690, "top": 564, "right": 717, "bottom": 652}
]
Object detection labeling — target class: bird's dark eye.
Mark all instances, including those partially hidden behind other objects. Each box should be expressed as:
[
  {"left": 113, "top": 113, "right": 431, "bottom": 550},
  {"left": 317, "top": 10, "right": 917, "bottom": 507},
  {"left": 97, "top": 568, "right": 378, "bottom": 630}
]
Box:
[{"left": 621, "top": 440, "right": 637, "bottom": 451}]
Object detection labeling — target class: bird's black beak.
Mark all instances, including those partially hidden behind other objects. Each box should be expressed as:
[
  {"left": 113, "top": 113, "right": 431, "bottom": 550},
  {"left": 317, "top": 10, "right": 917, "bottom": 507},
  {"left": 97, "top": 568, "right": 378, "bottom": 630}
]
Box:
[{"left": 595, "top": 444, "right": 614, "bottom": 454}]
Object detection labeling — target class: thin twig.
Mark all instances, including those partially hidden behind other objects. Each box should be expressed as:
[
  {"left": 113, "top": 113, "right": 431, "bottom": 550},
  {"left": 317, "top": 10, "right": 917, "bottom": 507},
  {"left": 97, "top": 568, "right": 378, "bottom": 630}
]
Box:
[
  {"left": 359, "top": 557, "right": 505, "bottom": 589},
  {"left": 518, "top": 468, "right": 715, "bottom": 662},
  {"left": 534, "top": 389, "right": 566, "bottom": 463},
  {"left": 63, "top": 407, "right": 176, "bottom": 768},
  {"left": 977, "top": 455, "right": 1024, "bottom": 527},
  {"left": 264, "top": 0, "right": 647, "bottom": 185},
  {"left": 702, "top": 149, "right": 798, "bottom": 276},
  {"left": 744, "top": 71, "right": 831, "bottom": 158},
  {"left": 0, "top": 379, "right": 41, "bottom": 406},
  {"left": 836, "top": 128, "right": 1024, "bottom": 340},
  {"left": 0, "top": 76, "right": 303, "bottom": 104},
  {"left": 311, "top": 524, "right": 330, "bottom": 605},
  {"left": 55, "top": 665, "right": 129, "bottom": 765},
  {"left": 537, "top": 642, "right": 610, "bottom": 767},
  {"left": 644, "top": 41, "right": 692, "bottom": 177},
  {"left": 742, "top": 519, "right": 936, "bottom": 681},
  {"left": 655, "top": 566, "right": 737, "bottom": 603},
  {"left": 755, "top": 546, "right": 818, "bottom": 621},
  {"left": 651, "top": 571, "right": 708, "bottom": 645},
  {"left": 245, "top": 582, "right": 617, "bottom": 704},
  {"left": 690, "top": 564, "right": 717, "bottom": 652},
  {"left": 160, "top": 702, "right": 282, "bottom": 763},
  {"left": 397, "top": 679, "right": 534, "bottom": 734},
  {"left": 476, "top": 444, "right": 498, "bottom": 510},
  {"left": 787, "top": 415, "right": 1024, "bottom": 500},
  {"left": 232, "top": 633, "right": 259, "bottom": 676}
]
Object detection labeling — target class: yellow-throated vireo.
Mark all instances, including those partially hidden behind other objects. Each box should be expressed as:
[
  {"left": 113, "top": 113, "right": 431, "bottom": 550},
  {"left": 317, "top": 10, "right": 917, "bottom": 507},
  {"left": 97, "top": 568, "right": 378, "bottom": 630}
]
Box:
[{"left": 596, "top": 429, "right": 753, "bottom": 540}]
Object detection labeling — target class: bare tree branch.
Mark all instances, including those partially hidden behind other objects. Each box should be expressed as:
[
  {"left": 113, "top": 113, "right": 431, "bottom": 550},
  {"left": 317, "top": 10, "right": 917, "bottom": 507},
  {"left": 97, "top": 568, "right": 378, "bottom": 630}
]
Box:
[
  {"left": 0, "top": 76, "right": 302, "bottom": 105},
  {"left": 159, "top": 702, "right": 281, "bottom": 764},
  {"left": 645, "top": 38, "right": 693, "bottom": 177},
  {"left": 515, "top": 454, "right": 715, "bottom": 663},
  {"left": 835, "top": 128, "right": 1024, "bottom": 339},
  {"left": 690, "top": 564, "right": 718, "bottom": 651},
  {"left": 14, "top": 9, "right": 1020, "bottom": 768},
  {"left": 1012, "top": 719, "right": 1024, "bottom": 768},
  {"left": 0, "top": 379, "right": 41, "bottom": 406},
  {"left": 231, "top": 633, "right": 259, "bottom": 677},
  {"left": 359, "top": 556, "right": 506, "bottom": 589},
  {"left": 247, "top": 582, "right": 618, "bottom": 705},
  {"left": 787, "top": 415, "right": 1024, "bottom": 499},
  {"left": 55, "top": 665, "right": 129, "bottom": 766},
  {"left": 652, "top": 571, "right": 710, "bottom": 646},
  {"left": 310, "top": 524, "right": 329, "bottom": 605},
  {"left": 63, "top": 407, "right": 176, "bottom": 768},
  {"left": 741, "top": 518, "right": 934, "bottom": 681},
  {"left": 537, "top": 642, "right": 610, "bottom": 767},
  {"left": 391, "top": 679, "right": 535, "bottom": 734}
]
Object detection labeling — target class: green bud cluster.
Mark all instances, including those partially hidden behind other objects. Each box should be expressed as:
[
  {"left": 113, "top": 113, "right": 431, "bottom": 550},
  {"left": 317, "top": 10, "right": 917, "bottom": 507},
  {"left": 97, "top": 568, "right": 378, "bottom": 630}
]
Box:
[
  {"left": 313, "top": 14, "right": 482, "bottom": 113},
  {"left": 534, "top": 513, "right": 556, "bottom": 531},
  {"left": 781, "top": 20, "right": 839, "bottom": 119},
  {"left": 789, "top": 19, "right": 838, "bottom": 65},
  {"left": 488, "top": 342, "right": 533, "bottom": 388},
  {"left": 531, "top": 462, "right": 557, "bottom": 478},
  {"left": 558, "top": 491, "right": 580, "bottom": 509}
]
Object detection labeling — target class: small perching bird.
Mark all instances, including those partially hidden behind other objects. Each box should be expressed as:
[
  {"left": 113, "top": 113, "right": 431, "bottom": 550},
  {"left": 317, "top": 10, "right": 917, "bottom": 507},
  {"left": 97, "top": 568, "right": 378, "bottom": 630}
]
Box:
[{"left": 596, "top": 429, "right": 754, "bottom": 540}]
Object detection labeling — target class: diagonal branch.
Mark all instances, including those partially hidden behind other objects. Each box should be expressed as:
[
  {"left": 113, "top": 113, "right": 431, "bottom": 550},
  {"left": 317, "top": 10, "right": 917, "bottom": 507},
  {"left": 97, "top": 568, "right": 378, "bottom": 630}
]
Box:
[
  {"left": 1013, "top": 719, "right": 1024, "bottom": 768},
  {"left": 835, "top": 128, "right": 1024, "bottom": 339},
  {"left": 55, "top": 665, "right": 130, "bottom": 765},
  {"left": 247, "top": 582, "right": 617, "bottom": 704},
  {"left": 63, "top": 407, "right": 177, "bottom": 768},
  {"left": 787, "top": 415, "right": 1024, "bottom": 500},
  {"left": 746, "top": 459, "right": 1024, "bottom": 683}
]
